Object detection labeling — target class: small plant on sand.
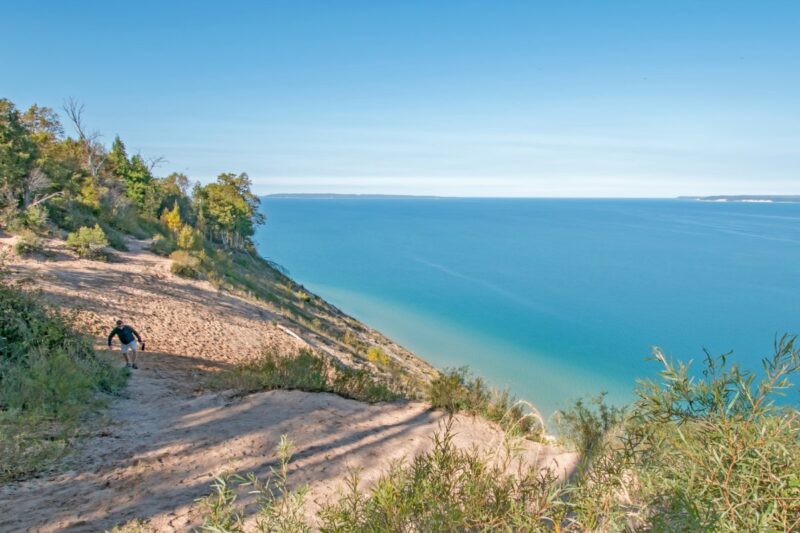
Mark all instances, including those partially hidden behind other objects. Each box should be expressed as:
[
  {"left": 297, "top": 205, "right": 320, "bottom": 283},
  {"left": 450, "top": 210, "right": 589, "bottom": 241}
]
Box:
[
  {"left": 319, "top": 418, "right": 565, "bottom": 531},
  {"left": 428, "top": 367, "right": 545, "bottom": 439},
  {"left": 13, "top": 229, "right": 45, "bottom": 257},
  {"left": 556, "top": 392, "right": 624, "bottom": 457},
  {"left": 65, "top": 224, "right": 109, "bottom": 259},
  {"left": 169, "top": 250, "right": 202, "bottom": 278},
  {"left": 198, "top": 435, "right": 311, "bottom": 533},
  {"left": 366, "top": 346, "right": 390, "bottom": 366}
]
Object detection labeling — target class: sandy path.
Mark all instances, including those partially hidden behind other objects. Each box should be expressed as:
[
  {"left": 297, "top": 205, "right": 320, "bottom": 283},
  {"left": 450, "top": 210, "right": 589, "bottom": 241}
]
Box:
[
  {"left": 0, "top": 238, "right": 578, "bottom": 531},
  {"left": 0, "top": 362, "right": 576, "bottom": 532}
]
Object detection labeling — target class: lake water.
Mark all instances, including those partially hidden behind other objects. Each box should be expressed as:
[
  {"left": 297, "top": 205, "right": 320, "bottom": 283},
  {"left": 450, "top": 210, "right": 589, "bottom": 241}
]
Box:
[{"left": 255, "top": 198, "right": 800, "bottom": 417}]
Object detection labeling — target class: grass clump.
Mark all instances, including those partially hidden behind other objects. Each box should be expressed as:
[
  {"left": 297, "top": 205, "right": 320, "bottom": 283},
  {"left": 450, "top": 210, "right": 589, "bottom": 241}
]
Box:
[
  {"left": 169, "top": 250, "right": 202, "bottom": 279},
  {"left": 366, "top": 346, "right": 390, "bottom": 366},
  {"left": 320, "top": 420, "right": 564, "bottom": 531},
  {"left": 428, "top": 366, "right": 544, "bottom": 439},
  {"left": 149, "top": 233, "right": 176, "bottom": 256},
  {"left": 65, "top": 224, "right": 109, "bottom": 259},
  {"left": 216, "top": 348, "right": 400, "bottom": 403},
  {"left": 556, "top": 392, "right": 625, "bottom": 458},
  {"left": 13, "top": 229, "right": 45, "bottom": 257},
  {"left": 197, "top": 435, "right": 311, "bottom": 533},
  {"left": 0, "top": 272, "right": 127, "bottom": 481},
  {"left": 192, "top": 337, "right": 800, "bottom": 532}
]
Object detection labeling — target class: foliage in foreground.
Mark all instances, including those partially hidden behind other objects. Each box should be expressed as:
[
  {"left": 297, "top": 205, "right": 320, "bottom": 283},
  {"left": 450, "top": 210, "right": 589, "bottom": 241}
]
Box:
[
  {"left": 196, "top": 435, "right": 310, "bottom": 533},
  {"left": 0, "top": 273, "right": 127, "bottom": 481},
  {"left": 195, "top": 338, "right": 799, "bottom": 532},
  {"left": 215, "top": 347, "right": 401, "bottom": 404},
  {"left": 428, "top": 366, "right": 545, "bottom": 439}
]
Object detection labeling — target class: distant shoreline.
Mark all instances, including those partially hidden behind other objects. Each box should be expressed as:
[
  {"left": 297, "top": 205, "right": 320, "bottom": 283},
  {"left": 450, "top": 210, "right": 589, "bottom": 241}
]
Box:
[
  {"left": 266, "top": 193, "right": 800, "bottom": 202},
  {"left": 265, "top": 193, "right": 444, "bottom": 199},
  {"left": 679, "top": 195, "right": 800, "bottom": 203}
]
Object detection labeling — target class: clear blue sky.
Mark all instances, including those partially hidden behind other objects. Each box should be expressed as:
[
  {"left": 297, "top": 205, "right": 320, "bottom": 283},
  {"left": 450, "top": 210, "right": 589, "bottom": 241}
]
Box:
[{"left": 3, "top": 1, "right": 799, "bottom": 197}]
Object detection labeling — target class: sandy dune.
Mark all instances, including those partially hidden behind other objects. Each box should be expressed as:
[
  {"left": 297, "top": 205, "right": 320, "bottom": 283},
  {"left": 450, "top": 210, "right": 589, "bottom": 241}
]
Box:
[{"left": 0, "top": 238, "right": 578, "bottom": 531}]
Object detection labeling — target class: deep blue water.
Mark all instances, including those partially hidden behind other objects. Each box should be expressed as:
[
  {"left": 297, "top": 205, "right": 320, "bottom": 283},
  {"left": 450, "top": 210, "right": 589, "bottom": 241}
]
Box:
[{"left": 255, "top": 198, "right": 800, "bottom": 417}]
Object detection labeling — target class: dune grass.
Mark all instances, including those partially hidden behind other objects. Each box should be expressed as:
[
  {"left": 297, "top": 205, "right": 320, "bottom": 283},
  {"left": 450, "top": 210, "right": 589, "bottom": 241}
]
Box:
[
  {"left": 195, "top": 337, "right": 800, "bottom": 532},
  {"left": 428, "top": 366, "right": 546, "bottom": 440},
  {"left": 213, "top": 347, "right": 401, "bottom": 404}
]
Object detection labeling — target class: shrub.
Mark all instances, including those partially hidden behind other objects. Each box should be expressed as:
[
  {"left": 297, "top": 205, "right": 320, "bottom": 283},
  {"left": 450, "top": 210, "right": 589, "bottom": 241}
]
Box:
[
  {"left": 197, "top": 435, "right": 311, "bottom": 533},
  {"left": 0, "top": 275, "right": 127, "bottom": 481},
  {"left": 428, "top": 367, "right": 544, "bottom": 439},
  {"left": 150, "top": 234, "right": 176, "bottom": 256},
  {"left": 555, "top": 393, "right": 624, "bottom": 457},
  {"left": 215, "top": 348, "right": 399, "bottom": 403},
  {"left": 99, "top": 223, "right": 129, "bottom": 251},
  {"left": 65, "top": 224, "right": 109, "bottom": 259},
  {"left": 169, "top": 250, "right": 202, "bottom": 278},
  {"left": 21, "top": 204, "right": 49, "bottom": 232},
  {"left": 563, "top": 339, "right": 800, "bottom": 531},
  {"left": 320, "top": 421, "right": 565, "bottom": 531},
  {"left": 195, "top": 422, "right": 565, "bottom": 532},
  {"left": 13, "top": 230, "right": 45, "bottom": 257},
  {"left": 160, "top": 202, "right": 182, "bottom": 234},
  {"left": 366, "top": 346, "right": 390, "bottom": 366}
]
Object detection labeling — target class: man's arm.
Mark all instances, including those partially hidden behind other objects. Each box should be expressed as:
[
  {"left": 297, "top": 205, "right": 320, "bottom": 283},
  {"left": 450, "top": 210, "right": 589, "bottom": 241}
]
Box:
[
  {"left": 107, "top": 328, "right": 117, "bottom": 347},
  {"left": 131, "top": 328, "right": 143, "bottom": 343}
]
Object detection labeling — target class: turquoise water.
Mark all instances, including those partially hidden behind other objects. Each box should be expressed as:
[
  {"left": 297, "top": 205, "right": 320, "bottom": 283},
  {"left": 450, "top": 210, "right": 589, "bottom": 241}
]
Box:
[{"left": 255, "top": 198, "right": 800, "bottom": 416}]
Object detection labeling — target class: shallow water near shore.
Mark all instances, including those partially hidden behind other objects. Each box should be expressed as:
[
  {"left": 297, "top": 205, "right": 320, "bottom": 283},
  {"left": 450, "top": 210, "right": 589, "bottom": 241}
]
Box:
[{"left": 256, "top": 198, "right": 800, "bottom": 416}]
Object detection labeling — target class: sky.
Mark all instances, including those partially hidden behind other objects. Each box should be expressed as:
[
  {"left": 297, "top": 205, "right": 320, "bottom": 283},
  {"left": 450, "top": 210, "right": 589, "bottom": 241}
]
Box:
[{"left": 3, "top": 1, "right": 799, "bottom": 197}]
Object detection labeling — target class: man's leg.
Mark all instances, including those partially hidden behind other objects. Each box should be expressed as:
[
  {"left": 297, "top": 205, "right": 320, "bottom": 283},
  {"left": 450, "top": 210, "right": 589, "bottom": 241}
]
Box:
[
  {"left": 121, "top": 347, "right": 130, "bottom": 366},
  {"left": 129, "top": 346, "right": 138, "bottom": 368}
]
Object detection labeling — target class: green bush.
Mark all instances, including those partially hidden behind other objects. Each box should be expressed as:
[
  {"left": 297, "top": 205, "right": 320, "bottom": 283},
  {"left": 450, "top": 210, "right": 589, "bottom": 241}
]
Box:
[
  {"left": 65, "top": 224, "right": 109, "bottom": 259},
  {"left": 21, "top": 204, "right": 49, "bottom": 232},
  {"left": 428, "top": 367, "right": 544, "bottom": 439},
  {"left": 98, "top": 223, "right": 129, "bottom": 251},
  {"left": 215, "top": 348, "right": 399, "bottom": 403},
  {"left": 150, "top": 234, "right": 176, "bottom": 256},
  {"left": 196, "top": 422, "right": 564, "bottom": 532},
  {"left": 197, "top": 436, "right": 311, "bottom": 533},
  {"left": 556, "top": 393, "right": 624, "bottom": 457},
  {"left": 13, "top": 230, "right": 45, "bottom": 257},
  {"left": 0, "top": 276, "right": 127, "bottom": 480},
  {"left": 169, "top": 250, "right": 201, "bottom": 278}
]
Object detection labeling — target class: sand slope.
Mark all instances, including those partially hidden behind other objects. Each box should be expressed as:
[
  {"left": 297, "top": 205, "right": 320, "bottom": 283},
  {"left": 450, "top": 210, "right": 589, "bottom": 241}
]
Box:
[{"left": 0, "top": 239, "right": 578, "bottom": 531}]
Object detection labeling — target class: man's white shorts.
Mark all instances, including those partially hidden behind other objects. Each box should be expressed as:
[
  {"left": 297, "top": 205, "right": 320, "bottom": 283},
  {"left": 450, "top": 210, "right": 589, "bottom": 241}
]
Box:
[{"left": 121, "top": 340, "right": 138, "bottom": 353}]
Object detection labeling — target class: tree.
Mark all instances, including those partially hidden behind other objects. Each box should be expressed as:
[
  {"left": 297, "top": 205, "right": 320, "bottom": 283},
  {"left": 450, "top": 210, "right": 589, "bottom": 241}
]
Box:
[
  {"left": 0, "top": 99, "right": 39, "bottom": 217},
  {"left": 194, "top": 172, "right": 265, "bottom": 250},
  {"left": 161, "top": 201, "right": 182, "bottom": 233},
  {"left": 62, "top": 97, "right": 106, "bottom": 180},
  {"left": 176, "top": 224, "right": 198, "bottom": 249}
]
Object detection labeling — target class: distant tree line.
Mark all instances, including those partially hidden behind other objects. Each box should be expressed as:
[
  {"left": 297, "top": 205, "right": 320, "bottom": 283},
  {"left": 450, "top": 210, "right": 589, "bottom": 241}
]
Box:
[{"left": 0, "top": 97, "right": 264, "bottom": 251}]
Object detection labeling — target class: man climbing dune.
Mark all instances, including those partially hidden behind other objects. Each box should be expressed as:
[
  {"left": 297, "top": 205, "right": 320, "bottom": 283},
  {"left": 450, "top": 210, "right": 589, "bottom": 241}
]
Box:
[{"left": 108, "top": 319, "right": 144, "bottom": 369}]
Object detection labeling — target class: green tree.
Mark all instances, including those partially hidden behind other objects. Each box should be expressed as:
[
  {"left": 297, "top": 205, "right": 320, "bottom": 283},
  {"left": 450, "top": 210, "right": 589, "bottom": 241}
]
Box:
[
  {"left": 0, "top": 99, "right": 39, "bottom": 218},
  {"left": 176, "top": 224, "right": 198, "bottom": 249},
  {"left": 194, "top": 172, "right": 264, "bottom": 249}
]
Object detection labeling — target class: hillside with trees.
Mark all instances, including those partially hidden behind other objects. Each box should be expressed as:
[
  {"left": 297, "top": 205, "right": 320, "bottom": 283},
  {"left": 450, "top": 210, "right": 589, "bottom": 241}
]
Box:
[{"left": 1, "top": 98, "right": 263, "bottom": 264}]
